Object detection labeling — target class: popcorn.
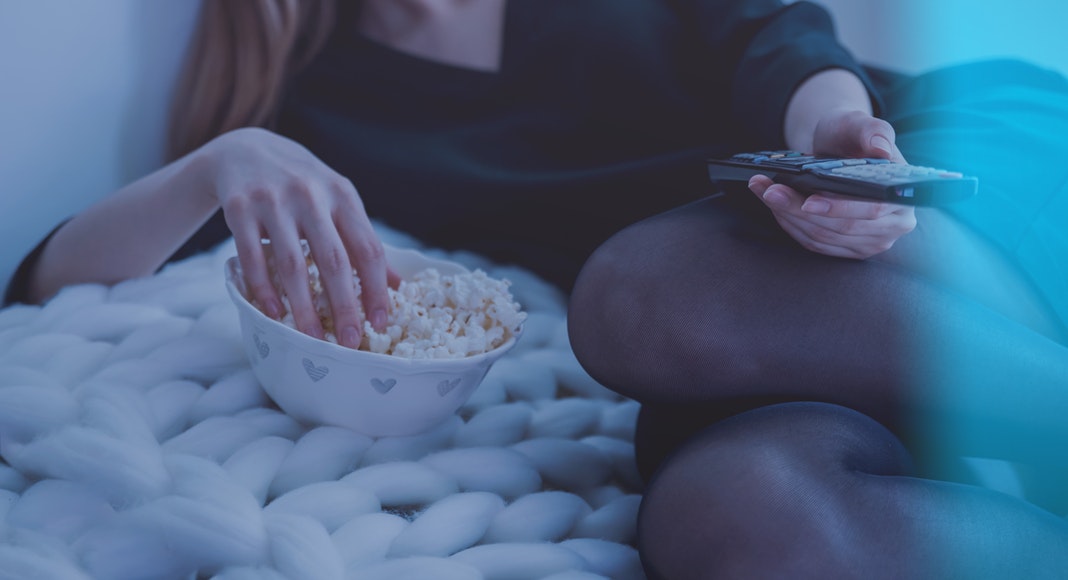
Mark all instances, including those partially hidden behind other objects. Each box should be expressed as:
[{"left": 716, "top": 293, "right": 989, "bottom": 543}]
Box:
[{"left": 259, "top": 242, "right": 526, "bottom": 359}]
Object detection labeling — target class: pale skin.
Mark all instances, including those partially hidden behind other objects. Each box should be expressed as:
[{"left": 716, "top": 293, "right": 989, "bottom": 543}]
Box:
[
  {"left": 23, "top": 0, "right": 911, "bottom": 342},
  {"left": 754, "top": 67, "right": 917, "bottom": 259},
  {"left": 28, "top": 128, "right": 396, "bottom": 350}
]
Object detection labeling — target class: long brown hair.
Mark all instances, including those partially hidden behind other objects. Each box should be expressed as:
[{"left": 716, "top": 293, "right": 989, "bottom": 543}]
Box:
[{"left": 167, "top": 0, "right": 337, "bottom": 160}]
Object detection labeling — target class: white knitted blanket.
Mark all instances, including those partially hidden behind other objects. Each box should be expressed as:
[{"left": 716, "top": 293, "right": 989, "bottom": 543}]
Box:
[{"left": 0, "top": 227, "right": 645, "bottom": 580}]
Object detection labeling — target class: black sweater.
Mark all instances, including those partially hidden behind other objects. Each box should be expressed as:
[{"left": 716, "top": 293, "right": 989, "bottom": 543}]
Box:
[{"left": 5, "top": 0, "right": 876, "bottom": 303}]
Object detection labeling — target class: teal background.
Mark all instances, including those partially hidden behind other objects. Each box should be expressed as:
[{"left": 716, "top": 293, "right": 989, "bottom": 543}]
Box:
[{"left": 819, "top": 0, "right": 1068, "bottom": 77}]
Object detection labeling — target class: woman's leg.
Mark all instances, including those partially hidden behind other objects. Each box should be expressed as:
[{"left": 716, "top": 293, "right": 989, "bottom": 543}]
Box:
[
  {"left": 567, "top": 57, "right": 1068, "bottom": 577},
  {"left": 568, "top": 190, "right": 1068, "bottom": 467},
  {"left": 886, "top": 58, "right": 1068, "bottom": 510},
  {"left": 567, "top": 184, "right": 1068, "bottom": 577},
  {"left": 637, "top": 402, "right": 1068, "bottom": 580}
]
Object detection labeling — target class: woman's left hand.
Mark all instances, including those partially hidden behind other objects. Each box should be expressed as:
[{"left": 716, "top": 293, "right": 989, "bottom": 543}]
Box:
[{"left": 748, "top": 109, "right": 917, "bottom": 259}]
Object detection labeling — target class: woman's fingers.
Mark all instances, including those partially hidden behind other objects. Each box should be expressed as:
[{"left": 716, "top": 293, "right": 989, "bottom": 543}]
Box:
[
  {"left": 813, "top": 109, "right": 904, "bottom": 163},
  {"left": 210, "top": 128, "right": 391, "bottom": 343},
  {"left": 798, "top": 193, "right": 917, "bottom": 245},
  {"left": 333, "top": 184, "right": 391, "bottom": 332},
  {"left": 262, "top": 209, "right": 324, "bottom": 340},
  {"left": 303, "top": 219, "right": 364, "bottom": 348},
  {"left": 387, "top": 266, "right": 403, "bottom": 290},
  {"left": 749, "top": 110, "right": 917, "bottom": 259},
  {"left": 773, "top": 209, "right": 903, "bottom": 258},
  {"left": 748, "top": 176, "right": 916, "bottom": 259},
  {"left": 225, "top": 196, "right": 284, "bottom": 320}
]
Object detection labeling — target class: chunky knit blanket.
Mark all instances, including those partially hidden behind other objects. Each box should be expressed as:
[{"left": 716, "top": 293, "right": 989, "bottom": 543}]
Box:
[{"left": 0, "top": 227, "right": 645, "bottom": 580}]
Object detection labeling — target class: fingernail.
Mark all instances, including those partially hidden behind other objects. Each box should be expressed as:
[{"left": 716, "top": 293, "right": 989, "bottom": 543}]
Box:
[
  {"left": 342, "top": 325, "right": 361, "bottom": 348},
  {"left": 371, "top": 308, "right": 387, "bottom": 331},
  {"left": 762, "top": 189, "right": 788, "bottom": 208},
  {"left": 802, "top": 198, "right": 831, "bottom": 215},
  {"left": 870, "top": 135, "right": 893, "bottom": 157},
  {"left": 265, "top": 301, "right": 282, "bottom": 320}
]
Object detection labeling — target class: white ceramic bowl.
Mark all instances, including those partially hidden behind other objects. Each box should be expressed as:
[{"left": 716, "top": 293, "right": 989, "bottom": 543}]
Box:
[{"left": 225, "top": 245, "right": 521, "bottom": 437}]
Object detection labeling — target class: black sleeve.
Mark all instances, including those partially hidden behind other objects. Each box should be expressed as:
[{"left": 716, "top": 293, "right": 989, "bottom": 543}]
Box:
[
  {"left": 688, "top": 0, "right": 884, "bottom": 147},
  {"left": 3, "top": 220, "right": 67, "bottom": 307},
  {"left": 2, "top": 210, "right": 231, "bottom": 307}
]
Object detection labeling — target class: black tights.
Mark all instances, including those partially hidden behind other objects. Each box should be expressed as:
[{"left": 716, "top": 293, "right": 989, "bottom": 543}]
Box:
[
  {"left": 638, "top": 401, "right": 1068, "bottom": 579},
  {"left": 567, "top": 191, "right": 1068, "bottom": 578}
]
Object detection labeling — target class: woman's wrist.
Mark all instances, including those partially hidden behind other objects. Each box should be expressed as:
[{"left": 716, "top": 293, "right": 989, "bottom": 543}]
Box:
[
  {"left": 185, "top": 131, "right": 232, "bottom": 207},
  {"left": 28, "top": 150, "right": 222, "bottom": 302}
]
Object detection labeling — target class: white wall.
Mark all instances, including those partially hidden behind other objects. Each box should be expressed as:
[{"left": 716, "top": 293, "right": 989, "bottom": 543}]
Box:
[{"left": 0, "top": 1, "right": 200, "bottom": 298}]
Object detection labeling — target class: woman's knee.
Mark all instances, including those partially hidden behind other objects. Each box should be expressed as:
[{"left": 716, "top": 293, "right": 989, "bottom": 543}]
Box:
[
  {"left": 637, "top": 402, "right": 913, "bottom": 579},
  {"left": 568, "top": 197, "right": 770, "bottom": 401},
  {"left": 567, "top": 207, "right": 692, "bottom": 402}
]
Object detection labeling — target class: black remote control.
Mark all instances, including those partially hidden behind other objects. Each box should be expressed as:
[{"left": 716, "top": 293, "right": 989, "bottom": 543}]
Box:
[{"left": 707, "top": 151, "right": 977, "bottom": 206}]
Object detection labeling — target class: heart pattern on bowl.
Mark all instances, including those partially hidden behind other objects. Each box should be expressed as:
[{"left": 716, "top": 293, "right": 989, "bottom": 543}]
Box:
[
  {"left": 302, "top": 358, "right": 329, "bottom": 382},
  {"left": 371, "top": 378, "right": 397, "bottom": 394},
  {"left": 253, "top": 332, "right": 270, "bottom": 359},
  {"left": 437, "top": 377, "right": 462, "bottom": 397}
]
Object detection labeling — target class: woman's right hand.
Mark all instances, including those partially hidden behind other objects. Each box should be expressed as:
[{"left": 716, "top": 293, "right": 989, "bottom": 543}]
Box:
[{"left": 196, "top": 127, "right": 392, "bottom": 349}]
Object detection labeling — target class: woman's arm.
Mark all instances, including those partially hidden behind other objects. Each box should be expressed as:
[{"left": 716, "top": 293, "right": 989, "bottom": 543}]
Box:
[
  {"left": 26, "top": 128, "right": 392, "bottom": 349},
  {"left": 28, "top": 148, "right": 216, "bottom": 303},
  {"left": 683, "top": 0, "right": 912, "bottom": 257}
]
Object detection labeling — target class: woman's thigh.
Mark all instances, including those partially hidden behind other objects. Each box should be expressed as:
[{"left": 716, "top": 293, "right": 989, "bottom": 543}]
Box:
[
  {"left": 885, "top": 59, "right": 1068, "bottom": 332},
  {"left": 637, "top": 401, "right": 1068, "bottom": 580}
]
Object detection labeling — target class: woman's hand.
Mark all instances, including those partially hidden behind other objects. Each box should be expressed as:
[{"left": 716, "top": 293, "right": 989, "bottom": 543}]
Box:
[
  {"left": 198, "top": 127, "right": 393, "bottom": 348},
  {"left": 749, "top": 109, "right": 917, "bottom": 259}
]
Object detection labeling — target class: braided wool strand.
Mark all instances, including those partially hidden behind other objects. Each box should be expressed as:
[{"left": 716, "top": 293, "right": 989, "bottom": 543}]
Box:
[{"left": 0, "top": 229, "right": 646, "bottom": 580}]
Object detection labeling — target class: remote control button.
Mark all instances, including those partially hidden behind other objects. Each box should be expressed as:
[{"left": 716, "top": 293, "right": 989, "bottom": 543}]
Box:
[
  {"left": 829, "top": 166, "right": 878, "bottom": 176},
  {"left": 840, "top": 158, "right": 867, "bottom": 165},
  {"left": 803, "top": 160, "right": 845, "bottom": 170},
  {"left": 769, "top": 156, "right": 819, "bottom": 166},
  {"left": 939, "top": 171, "right": 964, "bottom": 178}
]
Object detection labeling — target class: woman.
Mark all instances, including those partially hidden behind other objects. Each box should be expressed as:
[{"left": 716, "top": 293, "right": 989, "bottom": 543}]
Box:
[
  {"left": 6, "top": 0, "right": 1066, "bottom": 576},
  {"left": 568, "top": 45, "right": 1068, "bottom": 580},
  {"left": 5, "top": 0, "right": 907, "bottom": 331}
]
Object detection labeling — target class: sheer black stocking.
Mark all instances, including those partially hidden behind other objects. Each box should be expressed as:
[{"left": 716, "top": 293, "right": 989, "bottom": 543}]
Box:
[
  {"left": 637, "top": 402, "right": 1068, "bottom": 579},
  {"left": 569, "top": 191, "right": 1068, "bottom": 466},
  {"left": 567, "top": 191, "right": 1068, "bottom": 576}
]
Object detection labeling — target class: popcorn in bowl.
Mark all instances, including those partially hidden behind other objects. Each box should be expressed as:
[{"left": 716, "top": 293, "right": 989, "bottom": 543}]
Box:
[
  {"left": 264, "top": 241, "right": 526, "bottom": 359},
  {"left": 224, "top": 242, "right": 527, "bottom": 437}
]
